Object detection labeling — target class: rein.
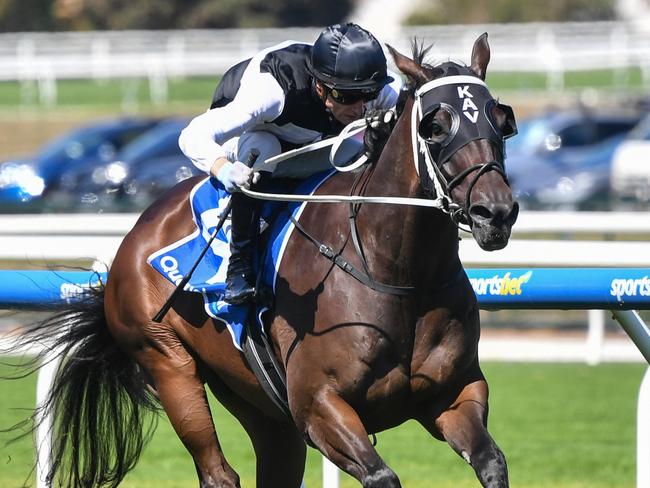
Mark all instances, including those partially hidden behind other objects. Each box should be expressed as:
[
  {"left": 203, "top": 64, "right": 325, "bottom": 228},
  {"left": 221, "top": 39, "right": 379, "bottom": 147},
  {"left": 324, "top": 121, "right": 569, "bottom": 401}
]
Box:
[{"left": 240, "top": 187, "right": 448, "bottom": 209}]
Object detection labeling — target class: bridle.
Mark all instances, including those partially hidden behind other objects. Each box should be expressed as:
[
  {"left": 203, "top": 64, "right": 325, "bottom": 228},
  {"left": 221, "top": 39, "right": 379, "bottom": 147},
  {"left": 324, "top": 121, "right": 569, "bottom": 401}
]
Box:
[{"left": 411, "top": 75, "right": 515, "bottom": 228}]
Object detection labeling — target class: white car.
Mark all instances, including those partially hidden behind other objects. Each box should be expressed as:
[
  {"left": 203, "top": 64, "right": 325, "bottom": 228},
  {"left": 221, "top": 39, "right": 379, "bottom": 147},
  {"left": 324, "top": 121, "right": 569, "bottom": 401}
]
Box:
[{"left": 611, "top": 114, "right": 650, "bottom": 203}]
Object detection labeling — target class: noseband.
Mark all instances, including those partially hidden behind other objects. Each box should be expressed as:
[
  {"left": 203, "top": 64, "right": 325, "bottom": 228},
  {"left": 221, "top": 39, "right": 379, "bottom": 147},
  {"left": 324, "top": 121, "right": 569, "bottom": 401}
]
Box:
[
  {"left": 446, "top": 160, "right": 507, "bottom": 225},
  {"left": 411, "top": 75, "right": 514, "bottom": 227}
]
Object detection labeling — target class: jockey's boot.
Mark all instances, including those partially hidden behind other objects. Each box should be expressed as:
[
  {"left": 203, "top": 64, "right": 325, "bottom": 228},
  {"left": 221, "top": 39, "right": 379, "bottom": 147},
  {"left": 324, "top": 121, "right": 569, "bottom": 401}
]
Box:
[{"left": 224, "top": 191, "right": 260, "bottom": 304}]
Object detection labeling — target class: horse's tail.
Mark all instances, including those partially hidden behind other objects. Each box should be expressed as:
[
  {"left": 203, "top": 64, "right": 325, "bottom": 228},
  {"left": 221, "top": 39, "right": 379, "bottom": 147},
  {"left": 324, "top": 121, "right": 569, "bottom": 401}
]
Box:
[{"left": 6, "top": 284, "right": 158, "bottom": 488}]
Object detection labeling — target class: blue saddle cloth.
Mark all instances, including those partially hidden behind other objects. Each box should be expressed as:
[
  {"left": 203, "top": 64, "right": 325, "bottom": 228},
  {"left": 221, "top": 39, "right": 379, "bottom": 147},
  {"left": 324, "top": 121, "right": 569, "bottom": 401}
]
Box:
[{"left": 147, "top": 173, "right": 333, "bottom": 350}]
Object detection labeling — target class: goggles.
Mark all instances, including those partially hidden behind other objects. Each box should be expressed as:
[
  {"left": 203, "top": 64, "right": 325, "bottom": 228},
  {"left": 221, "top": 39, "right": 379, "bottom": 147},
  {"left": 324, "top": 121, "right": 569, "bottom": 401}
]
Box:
[{"left": 328, "top": 87, "right": 380, "bottom": 105}]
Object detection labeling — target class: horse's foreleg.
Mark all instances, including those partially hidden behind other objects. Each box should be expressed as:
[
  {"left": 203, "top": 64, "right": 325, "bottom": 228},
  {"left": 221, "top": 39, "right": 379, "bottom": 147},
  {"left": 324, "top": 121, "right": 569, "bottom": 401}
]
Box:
[
  {"left": 297, "top": 389, "right": 401, "bottom": 488},
  {"left": 136, "top": 344, "right": 241, "bottom": 488},
  {"left": 419, "top": 378, "right": 509, "bottom": 488},
  {"left": 245, "top": 419, "right": 306, "bottom": 488}
]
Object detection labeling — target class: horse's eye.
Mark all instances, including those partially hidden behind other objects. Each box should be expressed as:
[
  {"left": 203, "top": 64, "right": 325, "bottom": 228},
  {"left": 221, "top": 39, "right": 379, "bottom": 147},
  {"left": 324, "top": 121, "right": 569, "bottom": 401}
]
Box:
[
  {"left": 430, "top": 121, "right": 444, "bottom": 136},
  {"left": 419, "top": 109, "right": 452, "bottom": 141},
  {"left": 424, "top": 120, "right": 447, "bottom": 141}
]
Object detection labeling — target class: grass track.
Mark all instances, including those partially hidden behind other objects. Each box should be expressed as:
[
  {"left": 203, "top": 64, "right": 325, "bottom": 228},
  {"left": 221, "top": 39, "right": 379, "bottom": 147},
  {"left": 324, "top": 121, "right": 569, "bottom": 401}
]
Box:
[{"left": 1, "top": 360, "right": 645, "bottom": 487}]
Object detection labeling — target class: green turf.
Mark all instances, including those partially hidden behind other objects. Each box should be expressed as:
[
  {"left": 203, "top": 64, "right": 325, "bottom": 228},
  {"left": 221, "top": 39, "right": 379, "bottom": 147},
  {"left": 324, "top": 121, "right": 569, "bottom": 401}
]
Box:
[
  {"left": 0, "top": 360, "right": 645, "bottom": 487},
  {"left": 0, "top": 68, "right": 646, "bottom": 111},
  {"left": 0, "top": 76, "right": 219, "bottom": 110},
  {"left": 486, "top": 67, "right": 646, "bottom": 92}
]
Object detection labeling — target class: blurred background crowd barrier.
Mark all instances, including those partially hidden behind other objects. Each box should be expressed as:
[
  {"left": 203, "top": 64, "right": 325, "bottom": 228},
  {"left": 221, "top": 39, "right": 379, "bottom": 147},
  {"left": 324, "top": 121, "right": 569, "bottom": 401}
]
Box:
[
  {"left": 3, "top": 21, "right": 650, "bottom": 105},
  {"left": 3, "top": 20, "right": 650, "bottom": 213}
]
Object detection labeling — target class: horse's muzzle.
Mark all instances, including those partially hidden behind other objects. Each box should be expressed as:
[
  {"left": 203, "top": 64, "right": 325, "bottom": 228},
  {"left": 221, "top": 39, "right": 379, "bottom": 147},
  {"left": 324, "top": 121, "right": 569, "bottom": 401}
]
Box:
[{"left": 468, "top": 199, "right": 519, "bottom": 251}]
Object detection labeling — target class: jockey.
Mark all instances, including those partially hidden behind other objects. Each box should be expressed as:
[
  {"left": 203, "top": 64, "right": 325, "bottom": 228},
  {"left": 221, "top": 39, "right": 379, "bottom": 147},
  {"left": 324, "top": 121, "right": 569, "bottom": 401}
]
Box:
[{"left": 179, "top": 23, "right": 402, "bottom": 304}]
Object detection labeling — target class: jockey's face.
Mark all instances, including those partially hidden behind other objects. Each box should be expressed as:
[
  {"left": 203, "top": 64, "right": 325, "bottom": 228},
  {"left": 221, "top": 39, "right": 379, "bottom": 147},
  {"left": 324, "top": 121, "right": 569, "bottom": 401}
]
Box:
[{"left": 316, "top": 82, "right": 365, "bottom": 125}]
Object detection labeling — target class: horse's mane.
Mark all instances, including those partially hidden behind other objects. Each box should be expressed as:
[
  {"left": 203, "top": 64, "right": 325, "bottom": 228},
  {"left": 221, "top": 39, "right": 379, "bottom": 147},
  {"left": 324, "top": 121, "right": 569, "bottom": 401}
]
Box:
[{"left": 408, "top": 39, "right": 474, "bottom": 93}]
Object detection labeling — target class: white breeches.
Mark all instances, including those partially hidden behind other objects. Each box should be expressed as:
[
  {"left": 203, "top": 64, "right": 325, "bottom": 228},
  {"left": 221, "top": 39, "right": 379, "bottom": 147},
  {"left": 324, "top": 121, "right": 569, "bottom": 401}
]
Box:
[
  {"left": 222, "top": 130, "right": 335, "bottom": 179},
  {"left": 222, "top": 131, "right": 282, "bottom": 173}
]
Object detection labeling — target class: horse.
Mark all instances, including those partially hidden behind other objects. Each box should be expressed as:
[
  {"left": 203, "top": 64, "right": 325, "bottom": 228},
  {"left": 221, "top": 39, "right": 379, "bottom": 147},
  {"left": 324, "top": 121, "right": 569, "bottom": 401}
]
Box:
[{"left": 15, "top": 33, "right": 518, "bottom": 488}]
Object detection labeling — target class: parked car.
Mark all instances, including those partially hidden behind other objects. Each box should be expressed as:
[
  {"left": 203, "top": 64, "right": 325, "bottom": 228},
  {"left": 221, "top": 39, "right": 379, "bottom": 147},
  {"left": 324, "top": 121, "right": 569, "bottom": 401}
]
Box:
[
  {"left": 610, "top": 113, "right": 650, "bottom": 206},
  {"left": 120, "top": 154, "right": 200, "bottom": 210},
  {"left": 46, "top": 118, "right": 192, "bottom": 212},
  {"left": 506, "top": 108, "right": 642, "bottom": 210},
  {"left": 0, "top": 118, "right": 159, "bottom": 211}
]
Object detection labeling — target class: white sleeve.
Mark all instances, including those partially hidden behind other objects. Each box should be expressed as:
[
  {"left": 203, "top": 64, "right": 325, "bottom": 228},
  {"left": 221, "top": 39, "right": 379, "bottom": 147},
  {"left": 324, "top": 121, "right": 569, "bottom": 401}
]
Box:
[
  {"left": 366, "top": 69, "right": 403, "bottom": 112},
  {"left": 178, "top": 71, "right": 285, "bottom": 173}
]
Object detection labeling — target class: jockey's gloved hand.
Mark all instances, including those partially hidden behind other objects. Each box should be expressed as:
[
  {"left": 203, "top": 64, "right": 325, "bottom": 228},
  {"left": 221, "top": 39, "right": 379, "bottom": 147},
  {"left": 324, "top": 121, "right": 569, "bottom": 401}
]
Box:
[
  {"left": 216, "top": 161, "right": 261, "bottom": 192},
  {"left": 364, "top": 109, "right": 396, "bottom": 162},
  {"left": 365, "top": 109, "right": 395, "bottom": 130}
]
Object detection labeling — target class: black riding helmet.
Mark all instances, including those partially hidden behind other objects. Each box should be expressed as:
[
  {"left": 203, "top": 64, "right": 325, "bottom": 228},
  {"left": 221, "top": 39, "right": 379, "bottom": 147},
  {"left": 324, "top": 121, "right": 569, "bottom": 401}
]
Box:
[{"left": 310, "top": 23, "right": 394, "bottom": 91}]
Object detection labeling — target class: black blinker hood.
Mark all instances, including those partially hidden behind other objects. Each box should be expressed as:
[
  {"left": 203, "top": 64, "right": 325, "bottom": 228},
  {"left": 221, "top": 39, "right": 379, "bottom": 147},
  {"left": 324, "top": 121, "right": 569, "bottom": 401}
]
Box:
[{"left": 417, "top": 79, "right": 517, "bottom": 165}]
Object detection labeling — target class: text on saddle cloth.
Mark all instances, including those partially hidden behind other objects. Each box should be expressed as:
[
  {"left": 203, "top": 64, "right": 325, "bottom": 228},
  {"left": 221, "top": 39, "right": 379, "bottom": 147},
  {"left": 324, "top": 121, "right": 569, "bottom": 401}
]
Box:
[{"left": 147, "top": 171, "right": 335, "bottom": 351}]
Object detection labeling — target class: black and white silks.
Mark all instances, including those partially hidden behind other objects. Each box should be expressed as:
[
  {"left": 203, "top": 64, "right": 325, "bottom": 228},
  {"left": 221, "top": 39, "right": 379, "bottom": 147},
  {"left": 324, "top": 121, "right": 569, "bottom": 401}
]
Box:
[{"left": 179, "top": 41, "right": 402, "bottom": 174}]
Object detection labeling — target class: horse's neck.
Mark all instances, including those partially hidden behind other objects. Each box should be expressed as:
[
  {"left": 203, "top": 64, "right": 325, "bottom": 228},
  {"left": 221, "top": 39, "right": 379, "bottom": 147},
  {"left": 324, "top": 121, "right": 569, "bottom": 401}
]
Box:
[
  {"left": 365, "top": 97, "right": 420, "bottom": 201},
  {"left": 357, "top": 101, "right": 460, "bottom": 285}
]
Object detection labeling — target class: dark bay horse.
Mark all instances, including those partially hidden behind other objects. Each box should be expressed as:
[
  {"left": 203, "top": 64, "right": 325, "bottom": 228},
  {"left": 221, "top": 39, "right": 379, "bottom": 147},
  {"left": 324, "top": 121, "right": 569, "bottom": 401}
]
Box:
[{"left": 18, "top": 33, "right": 518, "bottom": 488}]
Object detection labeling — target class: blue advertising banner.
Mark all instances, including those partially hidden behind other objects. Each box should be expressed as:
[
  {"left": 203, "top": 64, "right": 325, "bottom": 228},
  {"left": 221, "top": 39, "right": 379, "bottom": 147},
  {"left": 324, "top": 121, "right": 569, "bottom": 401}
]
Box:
[
  {"left": 466, "top": 268, "right": 650, "bottom": 310},
  {"left": 1, "top": 268, "right": 649, "bottom": 311},
  {"left": 0, "top": 270, "right": 106, "bottom": 309}
]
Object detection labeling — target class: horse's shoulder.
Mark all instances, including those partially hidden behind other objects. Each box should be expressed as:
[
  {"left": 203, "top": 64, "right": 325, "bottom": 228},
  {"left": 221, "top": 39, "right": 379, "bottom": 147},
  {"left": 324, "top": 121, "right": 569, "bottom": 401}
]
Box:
[
  {"left": 296, "top": 171, "right": 356, "bottom": 225},
  {"left": 315, "top": 170, "right": 356, "bottom": 196}
]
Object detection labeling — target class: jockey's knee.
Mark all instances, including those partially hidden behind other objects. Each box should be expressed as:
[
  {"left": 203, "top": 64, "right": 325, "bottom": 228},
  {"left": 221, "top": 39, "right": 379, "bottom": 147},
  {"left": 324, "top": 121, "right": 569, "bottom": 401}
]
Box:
[{"left": 236, "top": 131, "right": 282, "bottom": 171}]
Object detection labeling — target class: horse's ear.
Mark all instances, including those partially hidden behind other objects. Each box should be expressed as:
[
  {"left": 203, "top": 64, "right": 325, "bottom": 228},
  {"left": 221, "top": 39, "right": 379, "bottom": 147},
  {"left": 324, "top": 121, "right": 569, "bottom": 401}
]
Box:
[
  {"left": 470, "top": 32, "right": 490, "bottom": 80},
  {"left": 386, "top": 44, "right": 429, "bottom": 86}
]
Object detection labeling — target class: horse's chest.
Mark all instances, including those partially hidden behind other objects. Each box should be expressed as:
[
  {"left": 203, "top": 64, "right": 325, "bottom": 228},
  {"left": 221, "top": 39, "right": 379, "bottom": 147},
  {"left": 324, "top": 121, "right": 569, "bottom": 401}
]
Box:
[
  {"left": 326, "top": 328, "right": 413, "bottom": 399},
  {"left": 407, "top": 306, "right": 480, "bottom": 398}
]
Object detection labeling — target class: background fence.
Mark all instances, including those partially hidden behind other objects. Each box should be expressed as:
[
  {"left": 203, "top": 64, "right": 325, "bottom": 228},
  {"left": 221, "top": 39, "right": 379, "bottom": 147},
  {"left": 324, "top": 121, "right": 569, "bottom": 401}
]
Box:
[
  {"left": 4, "top": 21, "right": 650, "bottom": 105},
  {"left": 2, "top": 210, "right": 650, "bottom": 264},
  {"left": 1, "top": 209, "right": 648, "bottom": 365}
]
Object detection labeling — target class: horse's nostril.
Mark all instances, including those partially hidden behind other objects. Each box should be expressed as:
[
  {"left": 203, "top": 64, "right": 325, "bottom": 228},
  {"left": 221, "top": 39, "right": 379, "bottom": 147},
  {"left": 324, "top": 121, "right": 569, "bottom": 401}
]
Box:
[
  {"left": 506, "top": 201, "right": 520, "bottom": 226},
  {"left": 469, "top": 204, "right": 493, "bottom": 221},
  {"left": 469, "top": 202, "right": 518, "bottom": 227}
]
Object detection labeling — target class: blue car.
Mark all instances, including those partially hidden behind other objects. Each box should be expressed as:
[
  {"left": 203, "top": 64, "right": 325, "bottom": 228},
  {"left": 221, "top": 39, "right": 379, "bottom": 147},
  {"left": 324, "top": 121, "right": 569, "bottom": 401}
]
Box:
[
  {"left": 506, "top": 109, "right": 642, "bottom": 209},
  {"left": 120, "top": 154, "right": 200, "bottom": 210},
  {"left": 0, "top": 118, "right": 158, "bottom": 211},
  {"left": 48, "top": 118, "right": 192, "bottom": 211}
]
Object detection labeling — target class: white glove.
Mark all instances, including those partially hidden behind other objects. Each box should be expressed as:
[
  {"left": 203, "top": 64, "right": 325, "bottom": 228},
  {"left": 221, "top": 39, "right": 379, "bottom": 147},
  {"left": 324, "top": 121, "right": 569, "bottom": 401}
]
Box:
[{"left": 216, "top": 161, "right": 260, "bottom": 192}]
